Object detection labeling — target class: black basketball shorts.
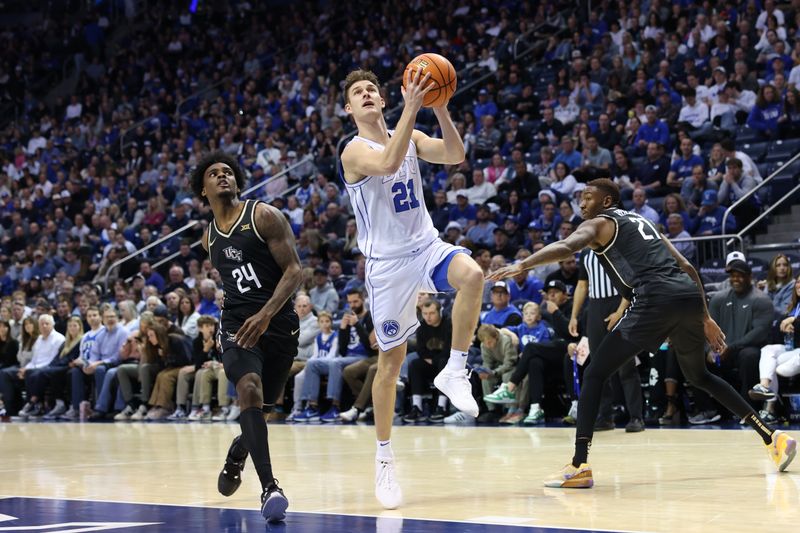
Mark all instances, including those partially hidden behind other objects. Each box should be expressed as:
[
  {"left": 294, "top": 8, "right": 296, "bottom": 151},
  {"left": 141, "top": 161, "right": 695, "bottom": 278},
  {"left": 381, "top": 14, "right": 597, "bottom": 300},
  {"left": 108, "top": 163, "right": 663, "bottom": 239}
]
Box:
[{"left": 218, "top": 311, "right": 299, "bottom": 404}]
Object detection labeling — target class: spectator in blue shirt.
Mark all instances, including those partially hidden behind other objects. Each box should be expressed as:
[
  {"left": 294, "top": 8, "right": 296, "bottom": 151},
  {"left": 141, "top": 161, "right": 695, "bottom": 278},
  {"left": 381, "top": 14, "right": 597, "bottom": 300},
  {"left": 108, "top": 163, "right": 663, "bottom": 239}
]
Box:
[
  {"left": 747, "top": 84, "right": 782, "bottom": 139},
  {"left": 139, "top": 262, "right": 165, "bottom": 293},
  {"left": 667, "top": 137, "right": 705, "bottom": 193},
  {"left": 632, "top": 105, "right": 670, "bottom": 155},
  {"left": 197, "top": 279, "right": 221, "bottom": 318},
  {"left": 430, "top": 190, "right": 451, "bottom": 232},
  {"left": 507, "top": 269, "right": 544, "bottom": 304},
  {"left": 23, "top": 250, "right": 57, "bottom": 282},
  {"left": 474, "top": 89, "right": 498, "bottom": 131},
  {"left": 481, "top": 281, "right": 523, "bottom": 327},
  {"left": 466, "top": 204, "right": 498, "bottom": 248},
  {"left": 505, "top": 302, "right": 553, "bottom": 352},
  {"left": 448, "top": 191, "right": 477, "bottom": 229},
  {"left": 690, "top": 190, "right": 737, "bottom": 235},
  {"left": 553, "top": 136, "right": 582, "bottom": 171}
]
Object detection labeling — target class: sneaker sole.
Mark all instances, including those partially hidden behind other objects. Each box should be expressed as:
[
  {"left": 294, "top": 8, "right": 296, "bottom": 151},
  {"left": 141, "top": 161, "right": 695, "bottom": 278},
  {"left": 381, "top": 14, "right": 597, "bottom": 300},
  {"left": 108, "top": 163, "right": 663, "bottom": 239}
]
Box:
[
  {"left": 544, "top": 471, "right": 594, "bottom": 489},
  {"left": 261, "top": 493, "right": 288, "bottom": 522},
  {"left": 689, "top": 414, "right": 721, "bottom": 425},
  {"left": 778, "top": 438, "right": 797, "bottom": 472},
  {"left": 483, "top": 397, "right": 517, "bottom": 405},
  {"left": 748, "top": 389, "right": 776, "bottom": 401}
]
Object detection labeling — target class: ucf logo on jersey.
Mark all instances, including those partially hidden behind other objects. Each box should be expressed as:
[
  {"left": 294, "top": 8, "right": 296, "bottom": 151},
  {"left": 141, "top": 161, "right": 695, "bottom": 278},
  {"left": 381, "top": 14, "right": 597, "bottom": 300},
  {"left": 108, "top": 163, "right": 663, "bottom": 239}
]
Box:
[{"left": 223, "top": 246, "right": 243, "bottom": 262}]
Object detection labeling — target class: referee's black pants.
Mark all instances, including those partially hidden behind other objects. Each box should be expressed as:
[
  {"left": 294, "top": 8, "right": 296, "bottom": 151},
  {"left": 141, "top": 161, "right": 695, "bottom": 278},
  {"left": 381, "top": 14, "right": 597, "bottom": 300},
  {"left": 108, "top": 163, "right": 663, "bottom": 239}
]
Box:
[
  {"left": 510, "top": 340, "right": 573, "bottom": 405},
  {"left": 589, "top": 296, "right": 643, "bottom": 421}
]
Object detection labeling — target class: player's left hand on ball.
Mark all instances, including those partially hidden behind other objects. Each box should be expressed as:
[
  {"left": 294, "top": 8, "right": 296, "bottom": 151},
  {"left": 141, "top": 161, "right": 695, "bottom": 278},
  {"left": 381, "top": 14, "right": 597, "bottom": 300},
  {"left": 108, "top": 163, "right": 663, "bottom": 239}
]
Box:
[
  {"left": 235, "top": 310, "right": 272, "bottom": 349},
  {"left": 703, "top": 316, "right": 726, "bottom": 353}
]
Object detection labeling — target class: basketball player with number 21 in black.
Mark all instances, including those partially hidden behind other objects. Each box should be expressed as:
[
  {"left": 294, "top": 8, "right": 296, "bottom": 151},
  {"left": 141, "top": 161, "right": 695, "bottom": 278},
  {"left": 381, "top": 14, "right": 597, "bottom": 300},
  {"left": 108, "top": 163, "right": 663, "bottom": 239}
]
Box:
[
  {"left": 489, "top": 178, "right": 795, "bottom": 488},
  {"left": 192, "top": 152, "right": 302, "bottom": 522}
]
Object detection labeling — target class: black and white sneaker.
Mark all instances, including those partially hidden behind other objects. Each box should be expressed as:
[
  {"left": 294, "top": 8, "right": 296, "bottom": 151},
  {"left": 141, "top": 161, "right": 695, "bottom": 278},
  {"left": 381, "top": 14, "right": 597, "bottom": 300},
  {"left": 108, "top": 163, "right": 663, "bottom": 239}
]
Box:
[
  {"left": 428, "top": 406, "right": 447, "bottom": 424},
  {"left": 217, "top": 435, "right": 248, "bottom": 497},
  {"left": 749, "top": 384, "right": 776, "bottom": 401},
  {"left": 402, "top": 406, "right": 426, "bottom": 424},
  {"left": 261, "top": 479, "right": 288, "bottom": 522}
]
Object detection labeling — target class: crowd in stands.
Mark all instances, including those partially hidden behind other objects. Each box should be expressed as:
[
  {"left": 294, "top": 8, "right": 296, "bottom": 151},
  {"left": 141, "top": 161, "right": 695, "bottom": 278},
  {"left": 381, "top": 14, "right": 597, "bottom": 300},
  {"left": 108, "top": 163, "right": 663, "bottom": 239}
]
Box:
[{"left": 1, "top": 1, "right": 800, "bottom": 427}]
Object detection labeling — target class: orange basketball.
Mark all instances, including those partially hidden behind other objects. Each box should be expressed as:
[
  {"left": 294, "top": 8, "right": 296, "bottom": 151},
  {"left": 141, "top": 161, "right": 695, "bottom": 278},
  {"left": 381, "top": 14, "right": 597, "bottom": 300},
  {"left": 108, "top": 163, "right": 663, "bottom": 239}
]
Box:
[{"left": 403, "top": 53, "right": 457, "bottom": 108}]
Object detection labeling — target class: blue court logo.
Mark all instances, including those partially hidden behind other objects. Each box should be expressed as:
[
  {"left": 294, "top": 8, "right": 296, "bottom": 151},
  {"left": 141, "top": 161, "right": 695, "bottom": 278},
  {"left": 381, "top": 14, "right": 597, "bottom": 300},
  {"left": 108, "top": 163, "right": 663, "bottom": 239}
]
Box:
[{"left": 382, "top": 320, "right": 400, "bottom": 337}]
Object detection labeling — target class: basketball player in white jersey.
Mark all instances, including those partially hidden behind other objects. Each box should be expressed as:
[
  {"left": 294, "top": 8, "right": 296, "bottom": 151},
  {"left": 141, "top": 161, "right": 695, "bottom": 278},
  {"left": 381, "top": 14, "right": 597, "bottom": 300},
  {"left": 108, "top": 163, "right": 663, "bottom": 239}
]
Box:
[{"left": 340, "top": 68, "right": 484, "bottom": 509}]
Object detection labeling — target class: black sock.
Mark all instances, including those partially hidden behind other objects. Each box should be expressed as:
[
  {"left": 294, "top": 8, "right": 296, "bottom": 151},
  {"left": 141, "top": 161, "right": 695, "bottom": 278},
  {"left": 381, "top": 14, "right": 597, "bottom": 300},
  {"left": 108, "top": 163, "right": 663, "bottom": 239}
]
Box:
[
  {"left": 239, "top": 407, "right": 273, "bottom": 489},
  {"left": 572, "top": 438, "right": 591, "bottom": 467},
  {"left": 744, "top": 411, "right": 774, "bottom": 445}
]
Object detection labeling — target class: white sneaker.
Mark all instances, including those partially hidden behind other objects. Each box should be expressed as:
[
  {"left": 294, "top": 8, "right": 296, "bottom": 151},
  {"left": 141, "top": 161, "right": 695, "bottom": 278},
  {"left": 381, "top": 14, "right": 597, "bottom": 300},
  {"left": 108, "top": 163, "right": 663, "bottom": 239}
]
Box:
[
  {"left": 187, "top": 409, "right": 203, "bottom": 421},
  {"left": 285, "top": 409, "right": 302, "bottom": 422},
  {"left": 339, "top": 407, "right": 359, "bottom": 422},
  {"left": 358, "top": 407, "right": 373, "bottom": 421},
  {"left": 18, "top": 402, "right": 34, "bottom": 419},
  {"left": 167, "top": 407, "right": 187, "bottom": 420},
  {"left": 443, "top": 411, "right": 475, "bottom": 425},
  {"left": 375, "top": 457, "right": 403, "bottom": 509},
  {"left": 114, "top": 405, "right": 135, "bottom": 421},
  {"left": 226, "top": 405, "right": 241, "bottom": 422},
  {"left": 129, "top": 405, "right": 148, "bottom": 421},
  {"left": 433, "top": 367, "right": 479, "bottom": 417},
  {"left": 212, "top": 407, "right": 230, "bottom": 421}
]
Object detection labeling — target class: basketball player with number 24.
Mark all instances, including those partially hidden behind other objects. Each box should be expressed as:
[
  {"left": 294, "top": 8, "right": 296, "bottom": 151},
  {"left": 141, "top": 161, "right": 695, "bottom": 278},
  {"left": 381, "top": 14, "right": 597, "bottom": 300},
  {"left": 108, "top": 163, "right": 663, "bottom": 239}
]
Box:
[
  {"left": 340, "top": 55, "right": 485, "bottom": 509},
  {"left": 192, "top": 152, "right": 303, "bottom": 523}
]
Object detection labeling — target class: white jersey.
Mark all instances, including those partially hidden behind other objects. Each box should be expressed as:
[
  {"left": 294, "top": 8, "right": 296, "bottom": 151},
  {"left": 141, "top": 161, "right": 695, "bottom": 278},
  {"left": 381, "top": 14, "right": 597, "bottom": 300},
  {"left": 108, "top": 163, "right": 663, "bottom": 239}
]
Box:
[{"left": 344, "top": 134, "right": 438, "bottom": 260}]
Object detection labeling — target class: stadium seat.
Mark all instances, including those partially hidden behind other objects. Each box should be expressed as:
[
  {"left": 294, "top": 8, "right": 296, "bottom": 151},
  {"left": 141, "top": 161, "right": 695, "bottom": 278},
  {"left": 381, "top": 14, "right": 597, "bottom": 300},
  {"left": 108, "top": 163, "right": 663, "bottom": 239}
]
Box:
[
  {"left": 699, "top": 258, "right": 727, "bottom": 283},
  {"left": 740, "top": 141, "right": 770, "bottom": 163},
  {"left": 734, "top": 126, "right": 760, "bottom": 144}
]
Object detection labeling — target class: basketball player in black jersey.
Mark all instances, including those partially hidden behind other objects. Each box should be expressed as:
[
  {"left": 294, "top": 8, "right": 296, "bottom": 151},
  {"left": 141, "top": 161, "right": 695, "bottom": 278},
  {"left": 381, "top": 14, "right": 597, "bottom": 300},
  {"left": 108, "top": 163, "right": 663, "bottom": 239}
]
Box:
[
  {"left": 191, "top": 152, "right": 302, "bottom": 521},
  {"left": 489, "top": 178, "right": 796, "bottom": 488}
]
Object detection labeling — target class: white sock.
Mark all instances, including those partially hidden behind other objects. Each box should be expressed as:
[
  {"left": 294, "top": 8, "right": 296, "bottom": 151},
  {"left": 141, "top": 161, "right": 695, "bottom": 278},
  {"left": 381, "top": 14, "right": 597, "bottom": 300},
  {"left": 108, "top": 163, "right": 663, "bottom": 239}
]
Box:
[
  {"left": 202, "top": 404, "right": 211, "bottom": 412},
  {"left": 376, "top": 439, "right": 393, "bottom": 460},
  {"left": 446, "top": 349, "right": 468, "bottom": 370},
  {"left": 571, "top": 400, "right": 578, "bottom": 407},
  {"left": 529, "top": 403, "right": 541, "bottom": 413},
  {"left": 437, "top": 395, "right": 449, "bottom": 409},
  {"left": 412, "top": 395, "right": 423, "bottom": 410}
]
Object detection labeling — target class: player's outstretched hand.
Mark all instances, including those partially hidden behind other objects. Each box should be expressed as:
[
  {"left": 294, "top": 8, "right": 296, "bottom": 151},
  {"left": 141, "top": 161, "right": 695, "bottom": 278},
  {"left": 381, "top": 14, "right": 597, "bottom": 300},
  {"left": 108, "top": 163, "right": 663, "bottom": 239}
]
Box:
[
  {"left": 486, "top": 264, "right": 525, "bottom": 281},
  {"left": 235, "top": 309, "right": 273, "bottom": 349},
  {"left": 402, "top": 68, "right": 434, "bottom": 111},
  {"left": 703, "top": 316, "right": 726, "bottom": 353}
]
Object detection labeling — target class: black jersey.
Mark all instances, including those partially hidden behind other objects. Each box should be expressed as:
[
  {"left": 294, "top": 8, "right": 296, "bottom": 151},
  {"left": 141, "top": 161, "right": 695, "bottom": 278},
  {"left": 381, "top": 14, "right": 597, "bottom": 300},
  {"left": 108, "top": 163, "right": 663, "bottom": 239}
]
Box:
[
  {"left": 208, "top": 199, "right": 293, "bottom": 327},
  {"left": 593, "top": 208, "right": 697, "bottom": 301}
]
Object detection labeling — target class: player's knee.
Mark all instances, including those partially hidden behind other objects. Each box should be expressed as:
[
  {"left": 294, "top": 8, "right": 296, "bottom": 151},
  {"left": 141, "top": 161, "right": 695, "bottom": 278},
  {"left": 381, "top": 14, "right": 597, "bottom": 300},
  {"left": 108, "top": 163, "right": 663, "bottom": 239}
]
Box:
[
  {"left": 236, "top": 375, "right": 263, "bottom": 405},
  {"left": 457, "top": 263, "right": 484, "bottom": 293},
  {"left": 377, "top": 356, "right": 403, "bottom": 379}
]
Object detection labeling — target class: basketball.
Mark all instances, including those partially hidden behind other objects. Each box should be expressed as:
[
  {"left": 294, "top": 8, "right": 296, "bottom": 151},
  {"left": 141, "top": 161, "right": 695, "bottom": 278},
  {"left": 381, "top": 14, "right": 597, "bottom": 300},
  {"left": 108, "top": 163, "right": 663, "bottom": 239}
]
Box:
[{"left": 403, "top": 53, "right": 457, "bottom": 108}]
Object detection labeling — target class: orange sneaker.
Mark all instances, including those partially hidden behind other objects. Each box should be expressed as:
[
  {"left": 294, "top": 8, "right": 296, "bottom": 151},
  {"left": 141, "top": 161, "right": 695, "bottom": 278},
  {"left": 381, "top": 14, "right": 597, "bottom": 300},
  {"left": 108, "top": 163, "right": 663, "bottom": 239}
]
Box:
[
  {"left": 766, "top": 430, "right": 797, "bottom": 472},
  {"left": 543, "top": 463, "right": 594, "bottom": 488}
]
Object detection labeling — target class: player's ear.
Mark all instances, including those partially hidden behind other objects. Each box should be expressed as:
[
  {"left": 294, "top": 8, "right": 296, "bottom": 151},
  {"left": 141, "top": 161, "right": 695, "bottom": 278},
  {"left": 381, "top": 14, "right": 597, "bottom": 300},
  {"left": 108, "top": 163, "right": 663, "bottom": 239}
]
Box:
[{"left": 344, "top": 102, "right": 352, "bottom": 114}]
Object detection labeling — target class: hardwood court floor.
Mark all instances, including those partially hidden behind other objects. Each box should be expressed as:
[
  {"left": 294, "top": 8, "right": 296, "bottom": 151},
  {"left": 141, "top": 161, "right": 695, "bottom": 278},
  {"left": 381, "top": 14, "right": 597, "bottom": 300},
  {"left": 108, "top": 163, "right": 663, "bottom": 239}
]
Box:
[{"left": 0, "top": 422, "right": 798, "bottom": 532}]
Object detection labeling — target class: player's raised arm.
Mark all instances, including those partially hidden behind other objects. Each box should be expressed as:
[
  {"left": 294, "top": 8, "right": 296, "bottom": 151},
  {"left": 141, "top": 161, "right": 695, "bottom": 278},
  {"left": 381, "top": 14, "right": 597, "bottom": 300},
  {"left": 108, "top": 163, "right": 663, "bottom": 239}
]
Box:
[
  {"left": 234, "top": 204, "right": 303, "bottom": 348},
  {"left": 412, "top": 107, "right": 466, "bottom": 165},
  {"left": 342, "top": 70, "right": 434, "bottom": 182},
  {"left": 487, "top": 219, "right": 606, "bottom": 281}
]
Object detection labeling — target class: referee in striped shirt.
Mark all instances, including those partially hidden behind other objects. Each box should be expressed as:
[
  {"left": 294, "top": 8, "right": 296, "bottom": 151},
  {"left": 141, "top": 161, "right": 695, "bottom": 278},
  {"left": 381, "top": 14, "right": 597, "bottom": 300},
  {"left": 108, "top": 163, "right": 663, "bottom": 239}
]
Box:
[{"left": 569, "top": 249, "right": 644, "bottom": 432}]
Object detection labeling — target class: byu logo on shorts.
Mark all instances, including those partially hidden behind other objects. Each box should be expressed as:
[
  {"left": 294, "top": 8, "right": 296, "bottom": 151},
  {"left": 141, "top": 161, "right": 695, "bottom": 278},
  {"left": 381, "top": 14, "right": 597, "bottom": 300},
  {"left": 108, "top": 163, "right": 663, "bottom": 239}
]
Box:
[{"left": 382, "top": 320, "right": 400, "bottom": 338}]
